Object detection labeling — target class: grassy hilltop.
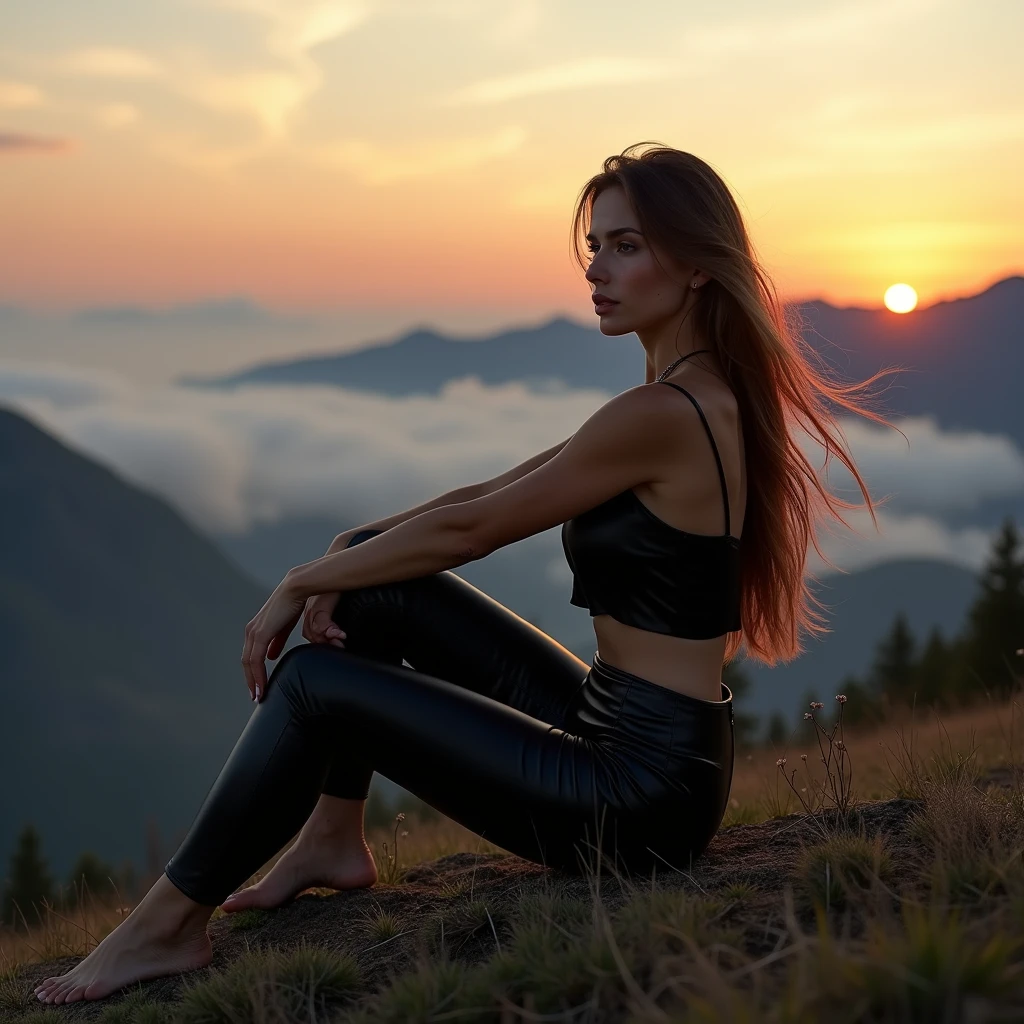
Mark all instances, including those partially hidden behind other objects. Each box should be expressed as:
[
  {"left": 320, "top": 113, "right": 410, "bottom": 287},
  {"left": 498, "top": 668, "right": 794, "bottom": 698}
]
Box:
[{"left": 2, "top": 693, "right": 1023, "bottom": 1023}]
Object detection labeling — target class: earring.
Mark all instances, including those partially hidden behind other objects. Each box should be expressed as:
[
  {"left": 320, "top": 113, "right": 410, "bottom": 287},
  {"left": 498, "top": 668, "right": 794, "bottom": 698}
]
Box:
[{"left": 691, "top": 282, "right": 698, "bottom": 289}]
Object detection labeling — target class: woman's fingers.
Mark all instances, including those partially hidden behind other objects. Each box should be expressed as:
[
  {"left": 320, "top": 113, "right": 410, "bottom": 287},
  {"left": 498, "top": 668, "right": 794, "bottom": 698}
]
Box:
[
  {"left": 241, "top": 624, "right": 256, "bottom": 701},
  {"left": 300, "top": 598, "right": 347, "bottom": 646}
]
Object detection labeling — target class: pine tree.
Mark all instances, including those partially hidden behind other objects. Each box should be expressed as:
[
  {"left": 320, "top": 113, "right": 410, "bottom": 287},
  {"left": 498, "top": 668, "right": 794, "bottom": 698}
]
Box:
[
  {"left": 65, "top": 851, "right": 117, "bottom": 909},
  {"left": 868, "top": 611, "right": 919, "bottom": 705},
  {"left": 958, "top": 517, "right": 1024, "bottom": 700},
  {"left": 1, "top": 824, "right": 54, "bottom": 930},
  {"left": 912, "top": 625, "right": 955, "bottom": 708}
]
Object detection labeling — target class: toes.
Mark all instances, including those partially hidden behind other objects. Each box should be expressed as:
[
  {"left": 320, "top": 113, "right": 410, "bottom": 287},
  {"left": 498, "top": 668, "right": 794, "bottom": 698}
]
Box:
[
  {"left": 35, "top": 977, "right": 61, "bottom": 1001},
  {"left": 54, "top": 978, "right": 78, "bottom": 1004},
  {"left": 222, "top": 889, "right": 258, "bottom": 912},
  {"left": 84, "top": 980, "right": 109, "bottom": 1001}
]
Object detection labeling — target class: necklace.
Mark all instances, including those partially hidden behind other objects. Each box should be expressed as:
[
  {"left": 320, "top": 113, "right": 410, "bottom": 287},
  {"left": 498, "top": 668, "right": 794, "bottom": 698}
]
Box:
[{"left": 655, "top": 349, "right": 711, "bottom": 383}]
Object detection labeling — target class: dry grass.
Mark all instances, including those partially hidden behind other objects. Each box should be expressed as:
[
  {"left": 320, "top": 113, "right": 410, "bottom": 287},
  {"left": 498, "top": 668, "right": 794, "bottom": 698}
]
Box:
[
  {"left": 726, "top": 691, "right": 1023, "bottom": 825},
  {"left": 3, "top": 694, "right": 1024, "bottom": 1022},
  {"left": 0, "top": 806, "right": 504, "bottom": 974}
]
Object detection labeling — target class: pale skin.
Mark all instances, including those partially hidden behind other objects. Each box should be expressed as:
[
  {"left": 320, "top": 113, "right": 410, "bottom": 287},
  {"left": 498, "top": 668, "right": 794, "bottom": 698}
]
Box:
[{"left": 35, "top": 183, "right": 745, "bottom": 1003}]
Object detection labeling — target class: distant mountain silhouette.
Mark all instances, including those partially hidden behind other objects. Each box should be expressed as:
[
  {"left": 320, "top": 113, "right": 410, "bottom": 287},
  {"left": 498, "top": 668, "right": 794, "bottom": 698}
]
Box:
[
  {"left": 180, "top": 317, "right": 614, "bottom": 394},
  {"left": 182, "top": 275, "right": 1024, "bottom": 443},
  {"left": 0, "top": 407, "right": 270, "bottom": 878}
]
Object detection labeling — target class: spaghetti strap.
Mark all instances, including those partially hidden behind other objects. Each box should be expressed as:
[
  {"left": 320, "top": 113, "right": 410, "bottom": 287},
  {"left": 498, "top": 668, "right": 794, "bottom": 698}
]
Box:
[{"left": 657, "top": 381, "right": 731, "bottom": 537}]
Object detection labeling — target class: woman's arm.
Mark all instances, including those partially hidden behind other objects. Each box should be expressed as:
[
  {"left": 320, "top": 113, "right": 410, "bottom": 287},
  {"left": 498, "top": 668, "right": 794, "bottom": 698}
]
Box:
[
  {"left": 324, "top": 484, "right": 482, "bottom": 555},
  {"left": 288, "top": 388, "right": 673, "bottom": 600},
  {"left": 324, "top": 436, "right": 573, "bottom": 555}
]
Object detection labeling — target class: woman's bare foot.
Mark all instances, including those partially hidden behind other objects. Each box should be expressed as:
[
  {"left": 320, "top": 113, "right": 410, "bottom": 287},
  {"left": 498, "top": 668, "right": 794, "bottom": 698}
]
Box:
[
  {"left": 220, "top": 832, "right": 378, "bottom": 913},
  {"left": 34, "top": 875, "right": 213, "bottom": 1004}
]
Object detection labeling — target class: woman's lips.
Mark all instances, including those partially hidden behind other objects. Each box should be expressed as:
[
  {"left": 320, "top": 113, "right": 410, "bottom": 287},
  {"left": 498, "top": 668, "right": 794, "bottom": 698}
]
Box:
[{"left": 594, "top": 301, "right": 619, "bottom": 314}]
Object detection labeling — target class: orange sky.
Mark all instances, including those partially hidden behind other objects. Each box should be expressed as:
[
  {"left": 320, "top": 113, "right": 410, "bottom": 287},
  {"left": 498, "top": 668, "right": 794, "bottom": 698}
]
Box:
[{"left": 2, "top": 0, "right": 1022, "bottom": 312}]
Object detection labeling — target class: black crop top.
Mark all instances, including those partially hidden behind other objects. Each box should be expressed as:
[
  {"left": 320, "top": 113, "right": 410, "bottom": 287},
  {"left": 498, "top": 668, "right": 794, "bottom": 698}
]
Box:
[{"left": 560, "top": 359, "right": 742, "bottom": 640}]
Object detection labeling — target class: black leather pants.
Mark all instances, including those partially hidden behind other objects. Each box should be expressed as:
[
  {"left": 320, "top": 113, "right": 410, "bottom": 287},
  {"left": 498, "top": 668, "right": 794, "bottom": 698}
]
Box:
[{"left": 164, "top": 530, "right": 735, "bottom": 905}]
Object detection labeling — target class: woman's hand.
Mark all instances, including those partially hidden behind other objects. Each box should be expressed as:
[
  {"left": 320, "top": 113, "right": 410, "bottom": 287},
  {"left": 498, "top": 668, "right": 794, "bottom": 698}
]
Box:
[
  {"left": 241, "top": 576, "right": 308, "bottom": 703},
  {"left": 302, "top": 591, "right": 347, "bottom": 648}
]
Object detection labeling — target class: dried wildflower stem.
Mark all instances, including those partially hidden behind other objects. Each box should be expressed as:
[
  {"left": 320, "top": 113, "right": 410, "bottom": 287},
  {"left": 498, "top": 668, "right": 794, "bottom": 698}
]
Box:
[{"left": 778, "top": 695, "right": 855, "bottom": 823}]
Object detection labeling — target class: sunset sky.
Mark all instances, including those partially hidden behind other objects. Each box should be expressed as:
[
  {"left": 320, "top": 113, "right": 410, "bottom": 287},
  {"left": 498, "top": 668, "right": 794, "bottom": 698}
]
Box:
[{"left": 3, "top": 0, "right": 1022, "bottom": 316}]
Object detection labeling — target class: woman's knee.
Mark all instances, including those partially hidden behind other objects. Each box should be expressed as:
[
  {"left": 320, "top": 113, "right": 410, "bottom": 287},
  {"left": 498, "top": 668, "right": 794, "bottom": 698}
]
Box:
[{"left": 266, "top": 643, "right": 340, "bottom": 708}]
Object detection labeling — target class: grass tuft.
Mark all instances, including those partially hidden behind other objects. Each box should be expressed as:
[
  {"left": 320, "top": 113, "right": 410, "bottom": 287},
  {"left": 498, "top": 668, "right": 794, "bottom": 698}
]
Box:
[
  {"left": 176, "top": 940, "right": 360, "bottom": 1023},
  {"left": 225, "top": 907, "right": 271, "bottom": 931},
  {"left": 795, "top": 831, "right": 895, "bottom": 911}
]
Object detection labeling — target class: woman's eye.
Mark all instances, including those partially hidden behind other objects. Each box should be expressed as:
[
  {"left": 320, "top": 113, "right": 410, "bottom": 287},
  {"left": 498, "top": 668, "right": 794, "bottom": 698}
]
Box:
[{"left": 586, "top": 242, "right": 635, "bottom": 256}]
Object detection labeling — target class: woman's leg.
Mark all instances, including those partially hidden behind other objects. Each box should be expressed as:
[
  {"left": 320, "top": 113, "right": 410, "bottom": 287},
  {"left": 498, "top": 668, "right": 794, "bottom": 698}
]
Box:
[
  {"left": 218, "top": 526, "right": 594, "bottom": 911},
  {"left": 162, "top": 528, "right": 603, "bottom": 906},
  {"left": 161, "top": 639, "right": 666, "bottom": 910},
  {"left": 318, "top": 528, "right": 592, "bottom": 800},
  {"left": 34, "top": 642, "right": 644, "bottom": 1006},
  {"left": 34, "top": 542, "right": 733, "bottom": 1004}
]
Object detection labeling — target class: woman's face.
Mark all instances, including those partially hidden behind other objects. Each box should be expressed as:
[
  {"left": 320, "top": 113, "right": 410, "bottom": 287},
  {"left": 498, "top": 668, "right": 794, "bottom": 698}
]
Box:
[{"left": 584, "top": 186, "right": 693, "bottom": 337}]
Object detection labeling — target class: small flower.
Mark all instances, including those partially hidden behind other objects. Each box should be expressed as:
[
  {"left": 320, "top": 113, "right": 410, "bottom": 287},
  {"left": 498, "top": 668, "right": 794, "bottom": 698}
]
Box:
[
  {"left": 776, "top": 757, "right": 787, "bottom": 767},
  {"left": 395, "top": 812, "right": 406, "bottom": 823},
  {"left": 804, "top": 712, "right": 813, "bottom": 720},
  {"left": 801, "top": 754, "right": 808, "bottom": 761},
  {"left": 810, "top": 701, "right": 824, "bottom": 710},
  {"left": 836, "top": 740, "right": 846, "bottom": 750},
  {"left": 400, "top": 830, "right": 409, "bottom": 837},
  {"left": 835, "top": 694, "right": 847, "bottom": 703}
]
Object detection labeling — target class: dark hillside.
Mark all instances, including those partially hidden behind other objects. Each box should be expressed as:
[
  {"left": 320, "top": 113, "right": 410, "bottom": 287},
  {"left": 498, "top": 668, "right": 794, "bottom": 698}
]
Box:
[{"left": 0, "top": 407, "right": 267, "bottom": 877}]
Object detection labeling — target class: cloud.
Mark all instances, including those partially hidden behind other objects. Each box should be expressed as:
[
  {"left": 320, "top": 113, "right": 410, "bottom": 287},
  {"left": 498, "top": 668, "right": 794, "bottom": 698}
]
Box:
[
  {"left": 439, "top": 0, "right": 945, "bottom": 108},
  {"left": 0, "top": 80, "right": 45, "bottom": 109},
  {"left": 56, "top": 47, "right": 164, "bottom": 79},
  {"left": 95, "top": 103, "right": 139, "bottom": 128},
  {"left": 805, "top": 508, "right": 996, "bottom": 579},
  {"left": 0, "top": 360, "right": 1018, "bottom": 579},
  {"left": 0, "top": 131, "right": 72, "bottom": 154},
  {"left": 193, "top": 1, "right": 371, "bottom": 138},
  {"left": 48, "top": 8, "right": 370, "bottom": 147},
  {"left": 214, "top": 0, "right": 371, "bottom": 55},
  {"left": 0, "top": 361, "right": 593, "bottom": 534},
  {"left": 313, "top": 124, "right": 528, "bottom": 183},
  {"left": 441, "top": 57, "right": 677, "bottom": 106},
  {"left": 175, "top": 64, "right": 319, "bottom": 138},
  {"left": 681, "top": 0, "right": 942, "bottom": 59},
  {"left": 810, "top": 413, "right": 1024, "bottom": 513}
]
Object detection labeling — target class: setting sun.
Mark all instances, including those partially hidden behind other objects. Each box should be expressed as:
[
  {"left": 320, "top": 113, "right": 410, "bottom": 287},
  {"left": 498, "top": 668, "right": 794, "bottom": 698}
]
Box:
[{"left": 884, "top": 283, "right": 918, "bottom": 313}]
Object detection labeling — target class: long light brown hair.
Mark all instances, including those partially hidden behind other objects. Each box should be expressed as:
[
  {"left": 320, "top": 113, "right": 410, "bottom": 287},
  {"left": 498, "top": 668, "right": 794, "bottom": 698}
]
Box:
[{"left": 571, "top": 142, "right": 908, "bottom": 667}]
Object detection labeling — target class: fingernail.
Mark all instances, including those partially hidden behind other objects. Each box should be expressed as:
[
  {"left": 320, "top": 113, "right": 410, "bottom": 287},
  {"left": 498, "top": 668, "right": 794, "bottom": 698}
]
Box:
[{"left": 256, "top": 687, "right": 261, "bottom": 701}]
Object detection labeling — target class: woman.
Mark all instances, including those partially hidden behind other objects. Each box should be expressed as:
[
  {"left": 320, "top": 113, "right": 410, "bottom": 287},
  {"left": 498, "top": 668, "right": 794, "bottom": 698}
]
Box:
[{"left": 35, "top": 143, "right": 902, "bottom": 1004}]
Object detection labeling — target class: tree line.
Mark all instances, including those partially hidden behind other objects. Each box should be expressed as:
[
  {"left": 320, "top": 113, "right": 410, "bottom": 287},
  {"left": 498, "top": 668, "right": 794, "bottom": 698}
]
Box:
[{"left": 730, "top": 517, "right": 1024, "bottom": 747}]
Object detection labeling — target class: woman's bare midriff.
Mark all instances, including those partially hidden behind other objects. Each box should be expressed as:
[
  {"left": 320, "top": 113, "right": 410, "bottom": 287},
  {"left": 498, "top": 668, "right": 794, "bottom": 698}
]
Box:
[
  {"left": 590, "top": 358, "right": 745, "bottom": 704},
  {"left": 592, "top": 616, "right": 729, "bottom": 702}
]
